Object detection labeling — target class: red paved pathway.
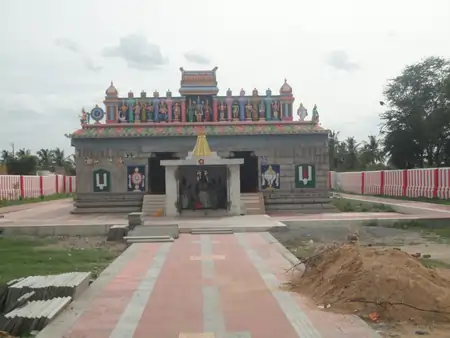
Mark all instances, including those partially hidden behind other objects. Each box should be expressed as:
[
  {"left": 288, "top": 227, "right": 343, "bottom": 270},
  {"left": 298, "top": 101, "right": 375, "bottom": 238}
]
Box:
[{"left": 38, "top": 233, "right": 378, "bottom": 338}]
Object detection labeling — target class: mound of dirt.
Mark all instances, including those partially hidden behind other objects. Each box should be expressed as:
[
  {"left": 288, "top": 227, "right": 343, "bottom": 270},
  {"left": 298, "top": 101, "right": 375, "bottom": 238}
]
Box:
[{"left": 289, "top": 244, "right": 450, "bottom": 323}]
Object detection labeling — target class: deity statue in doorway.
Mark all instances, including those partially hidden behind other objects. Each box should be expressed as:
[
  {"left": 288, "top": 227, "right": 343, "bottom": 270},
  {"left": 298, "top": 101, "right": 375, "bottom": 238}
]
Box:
[
  {"left": 195, "top": 101, "right": 204, "bottom": 122},
  {"left": 194, "top": 169, "right": 211, "bottom": 209}
]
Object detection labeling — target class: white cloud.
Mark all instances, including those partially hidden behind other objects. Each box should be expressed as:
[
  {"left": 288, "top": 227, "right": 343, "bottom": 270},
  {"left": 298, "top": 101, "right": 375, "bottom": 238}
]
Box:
[{"left": 101, "top": 34, "right": 169, "bottom": 71}]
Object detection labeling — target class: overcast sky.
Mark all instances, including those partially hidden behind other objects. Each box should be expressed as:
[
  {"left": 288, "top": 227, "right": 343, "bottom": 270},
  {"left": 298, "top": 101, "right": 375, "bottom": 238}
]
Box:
[{"left": 1, "top": 0, "right": 450, "bottom": 155}]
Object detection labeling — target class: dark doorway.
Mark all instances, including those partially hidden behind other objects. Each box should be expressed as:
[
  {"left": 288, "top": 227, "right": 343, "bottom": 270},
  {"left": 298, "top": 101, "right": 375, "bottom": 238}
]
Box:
[
  {"left": 148, "top": 152, "right": 179, "bottom": 194},
  {"left": 230, "top": 151, "right": 259, "bottom": 193}
]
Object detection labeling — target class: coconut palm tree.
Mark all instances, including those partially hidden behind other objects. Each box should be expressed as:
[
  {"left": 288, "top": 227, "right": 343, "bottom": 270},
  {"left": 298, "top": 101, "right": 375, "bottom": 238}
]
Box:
[{"left": 36, "top": 148, "right": 54, "bottom": 170}]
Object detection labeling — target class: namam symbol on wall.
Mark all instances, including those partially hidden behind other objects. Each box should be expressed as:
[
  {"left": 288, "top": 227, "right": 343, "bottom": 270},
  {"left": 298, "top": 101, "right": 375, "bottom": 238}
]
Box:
[
  {"left": 127, "top": 165, "right": 146, "bottom": 192},
  {"left": 261, "top": 164, "right": 280, "bottom": 190},
  {"left": 295, "top": 164, "right": 316, "bottom": 188},
  {"left": 93, "top": 169, "right": 111, "bottom": 192}
]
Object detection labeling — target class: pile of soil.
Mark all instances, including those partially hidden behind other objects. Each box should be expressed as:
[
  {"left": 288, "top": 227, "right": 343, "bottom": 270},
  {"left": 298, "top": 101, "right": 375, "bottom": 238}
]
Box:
[{"left": 289, "top": 244, "right": 450, "bottom": 323}]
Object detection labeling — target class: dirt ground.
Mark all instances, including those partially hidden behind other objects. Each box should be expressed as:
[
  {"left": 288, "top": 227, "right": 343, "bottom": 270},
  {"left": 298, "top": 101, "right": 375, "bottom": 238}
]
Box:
[{"left": 273, "top": 222, "right": 450, "bottom": 337}]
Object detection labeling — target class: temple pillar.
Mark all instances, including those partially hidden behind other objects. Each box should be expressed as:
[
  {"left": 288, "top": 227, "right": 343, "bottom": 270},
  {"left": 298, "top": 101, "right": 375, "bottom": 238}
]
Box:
[
  {"left": 153, "top": 98, "right": 160, "bottom": 122},
  {"left": 265, "top": 98, "right": 272, "bottom": 120},
  {"left": 164, "top": 166, "right": 178, "bottom": 217},
  {"left": 228, "top": 164, "right": 241, "bottom": 216},
  {"left": 181, "top": 99, "right": 186, "bottom": 122},
  {"left": 239, "top": 90, "right": 245, "bottom": 121},
  {"left": 167, "top": 99, "right": 173, "bottom": 123},
  {"left": 212, "top": 97, "right": 218, "bottom": 122}
]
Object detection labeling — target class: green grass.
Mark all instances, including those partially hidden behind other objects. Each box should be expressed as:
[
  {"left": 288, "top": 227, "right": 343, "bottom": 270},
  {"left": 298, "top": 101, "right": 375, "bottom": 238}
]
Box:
[
  {"left": 0, "top": 193, "right": 74, "bottom": 208},
  {"left": 0, "top": 237, "right": 120, "bottom": 283},
  {"left": 420, "top": 257, "right": 450, "bottom": 269},
  {"left": 332, "top": 198, "right": 395, "bottom": 213}
]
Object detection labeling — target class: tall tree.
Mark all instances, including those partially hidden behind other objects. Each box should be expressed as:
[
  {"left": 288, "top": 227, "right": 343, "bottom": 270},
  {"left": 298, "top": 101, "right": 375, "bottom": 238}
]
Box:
[{"left": 381, "top": 56, "right": 450, "bottom": 168}]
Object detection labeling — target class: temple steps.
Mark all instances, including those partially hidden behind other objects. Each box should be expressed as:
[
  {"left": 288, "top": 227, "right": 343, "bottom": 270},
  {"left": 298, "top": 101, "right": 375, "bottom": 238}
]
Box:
[
  {"left": 71, "top": 206, "right": 139, "bottom": 214},
  {"left": 190, "top": 228, "right": 234, "bottom": 235},
  {"left": 142, "top": 195, "right": 166, "bottom": 216},
  {"left": 124, "top": 235, "right": 174, "bottom": 244},
  {"left": 265, "top": 203, "right": 338, "bottom": 214},
  {"left": 241, "top": 193, "right": 265, "bottom": 215},
  {"left": 71, "top": 193, "right": 144, "bottom": 214}
]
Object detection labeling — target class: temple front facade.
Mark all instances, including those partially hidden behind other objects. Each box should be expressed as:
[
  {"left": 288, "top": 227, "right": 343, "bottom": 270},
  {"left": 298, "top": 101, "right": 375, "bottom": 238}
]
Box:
[{"left": 70, "top": 67, "right": 331, "bottom": 216}]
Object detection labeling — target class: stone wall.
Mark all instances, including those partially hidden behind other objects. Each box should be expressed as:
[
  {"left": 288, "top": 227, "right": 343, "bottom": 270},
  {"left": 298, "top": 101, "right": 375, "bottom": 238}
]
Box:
[{"left": 72, "top": 133, "right": 328, "bottom": 199}]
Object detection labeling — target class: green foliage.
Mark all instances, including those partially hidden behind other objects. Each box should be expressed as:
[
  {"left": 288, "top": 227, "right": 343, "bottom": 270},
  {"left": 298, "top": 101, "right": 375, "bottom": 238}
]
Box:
[
  {"left": 331, "top": 198, "right": 395, "bottom": 212},
  {"left": 331, "top": 56, "right": 450, "bottom": 171},
  {"left": 0, "top": 237, "right": 121, "bottom": 283},
  {"left": 0, "top": 147, "right": 75, "bottom": 175}
]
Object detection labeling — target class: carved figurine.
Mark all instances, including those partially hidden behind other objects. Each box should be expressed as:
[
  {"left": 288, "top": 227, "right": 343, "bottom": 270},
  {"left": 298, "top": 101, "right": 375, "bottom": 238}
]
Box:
[
  {"left": 120, "top": 102, "right": 128, "bottom": 122},
  {"left": 218, "top": 101, "right": 226, "bottom": 121},
  {"left": 187, "top": 100, "right": 194, "bottom": 122},
  {"left": 79, "top": 108, "right": 88, "bottom": 126},
  {"left": 173, "top": 102, "right": 181, "bottom": 121},
  {"left": 297, "top": 103, "right": 308, "bottom": 121},
  {"left": 134, "top": 102, "right": 142, "bottom": 122},
  {"left": 259, "top": 101, "right": 266, "bottom": 120},
  {"left": 159, "top": 100, "right": 168, "bottom": 122},
  {"left": 195, "top": 101, "right": 204, "bottom": 122},
  {"left": 203, "top": 100, "right": 211, "bottom": 122},
  {"left": 272, "top": 101, "right": 280, "bottom": 120},
  {"left": 147, "top": 103, "right": 154, "bottom": 122},
  {"left": 232, "top": 102, "right": 239, "bottom": 120},
  {"left": 312, "top": 104, "right": 319, "bottom": 123},
  {"left": 245, "top": 101, "right": 254, "bottom": 120}
]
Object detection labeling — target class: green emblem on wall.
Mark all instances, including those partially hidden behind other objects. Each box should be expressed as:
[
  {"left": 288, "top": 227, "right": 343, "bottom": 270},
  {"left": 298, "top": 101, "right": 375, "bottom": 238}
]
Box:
[
  {"left": 295, "top": 164, "right": 316, "bottom": 188},
  {"left": 93, "top": 169, "right": 111, "bottom": 192}
]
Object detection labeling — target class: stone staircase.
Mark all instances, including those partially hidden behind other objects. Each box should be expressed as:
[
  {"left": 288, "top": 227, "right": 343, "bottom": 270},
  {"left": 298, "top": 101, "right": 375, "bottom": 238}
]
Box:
[
  {"left": 72, "top": 193, "right": 143, "bottom": 214},
  {"left": 141, "top": 195, "right": 166, "bottom": 216},
  {"left": 241, "top": 193, "right": 266, "bottom": 215},
  {"left": 264, "top": 191, "right": 338, "bottom": 214}
]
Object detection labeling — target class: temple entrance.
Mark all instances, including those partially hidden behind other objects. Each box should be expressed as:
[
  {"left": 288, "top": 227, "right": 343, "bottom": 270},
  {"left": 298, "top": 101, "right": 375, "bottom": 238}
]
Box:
[
  {"left": 230, "top": 151, "right": 259, "bottom": 193},
  {"left": 178, "top": 165, "right": 227, "bottom": 211},
  {"left": 148, "top": 152, "right": 179, "bottom": 194}
]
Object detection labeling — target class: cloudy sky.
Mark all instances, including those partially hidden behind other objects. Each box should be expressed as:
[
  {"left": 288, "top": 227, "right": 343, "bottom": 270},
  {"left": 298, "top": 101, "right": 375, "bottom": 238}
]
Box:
[{"left": 1, "top": 0, "right": 450, "bottom": 155}]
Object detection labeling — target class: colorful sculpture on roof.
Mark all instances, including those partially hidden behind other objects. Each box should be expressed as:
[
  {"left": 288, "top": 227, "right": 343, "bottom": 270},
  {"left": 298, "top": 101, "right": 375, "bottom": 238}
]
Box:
[{"left": 73, "top": 67, "right": 323, "bottom": 138}]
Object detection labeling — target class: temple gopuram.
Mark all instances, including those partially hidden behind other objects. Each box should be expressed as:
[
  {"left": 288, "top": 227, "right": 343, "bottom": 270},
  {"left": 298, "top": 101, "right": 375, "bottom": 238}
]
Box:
[{"left": 70, "top": 67, "right": 331, "bottom": 216}]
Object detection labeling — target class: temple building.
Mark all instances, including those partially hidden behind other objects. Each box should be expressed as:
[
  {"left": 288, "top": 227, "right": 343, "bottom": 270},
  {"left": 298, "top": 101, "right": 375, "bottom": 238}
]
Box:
[{"left": 70, "top": 67, "right": 331, "bottom": 216}]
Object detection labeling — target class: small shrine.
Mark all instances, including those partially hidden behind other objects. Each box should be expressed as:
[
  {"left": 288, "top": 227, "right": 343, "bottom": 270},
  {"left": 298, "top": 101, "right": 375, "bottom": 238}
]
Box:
[{"left": 160, "top": 134, "right": 244, "bottom": 216}]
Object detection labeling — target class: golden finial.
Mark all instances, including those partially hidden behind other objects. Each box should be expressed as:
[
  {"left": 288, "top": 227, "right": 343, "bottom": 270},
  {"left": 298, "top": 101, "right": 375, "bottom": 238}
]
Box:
[{"left": 192, "top": 133, "right": 212, "bottom": 157}]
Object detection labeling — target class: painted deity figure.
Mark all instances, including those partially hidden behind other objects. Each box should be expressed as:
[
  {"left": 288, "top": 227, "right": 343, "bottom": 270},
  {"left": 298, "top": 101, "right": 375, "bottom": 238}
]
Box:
[
  {"left": 159, "top": 100, "right": 168, "bottom": 122},
  {"left": 245, "top": 101, "right": 253, "bottom": 120},
  {"left": 232, "top": 102, "right": 239, "bottom": 120},
  {"left": 134, "top": 102, "right": 142, "bottom": 122},
  {"left": 195, "top": 101, "right": 204, "bottom": 122},
  {"left": 259, "top": 101, "right": 265, "bottom": 120},
  {"left": 187, "top": 100, "right": 195, "bottom": 122},
  {"left": 147, "top": 103, "right": 154, "bottom": 121},
  {"left": 173, "top": 102, "right": 181, "bottom": 121},
  {"left": 194, "top": 170, "right": 211, "bottom": 210},
  {"left": 262, "top": 165, "right": 279, "bottom": 189},
  {"left": 297, "top": 103, "right": 308, "bottom": 121},
  {"left": 203, "top": 100, "right": 211, "bottom": 121},
  {"left": 312, "top": 104, "right": 319, "bottom": 123},
  {"left": 218, "top": 101, "right": 226, "bottom": 121},
  {"left": 79, "top": 108, "right": 88, "bottom": 126},
  {"left": 119, "top": 102, "right": 128, "bottom": 122},
  {"left": 272, "top": 101, "right": 280, "bottom": 120}
]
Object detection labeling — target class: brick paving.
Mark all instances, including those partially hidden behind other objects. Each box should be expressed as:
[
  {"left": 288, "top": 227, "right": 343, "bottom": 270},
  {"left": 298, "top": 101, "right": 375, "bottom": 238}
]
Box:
[{"left": 39, "top": 233, "right": 379, "bottom": 338}]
